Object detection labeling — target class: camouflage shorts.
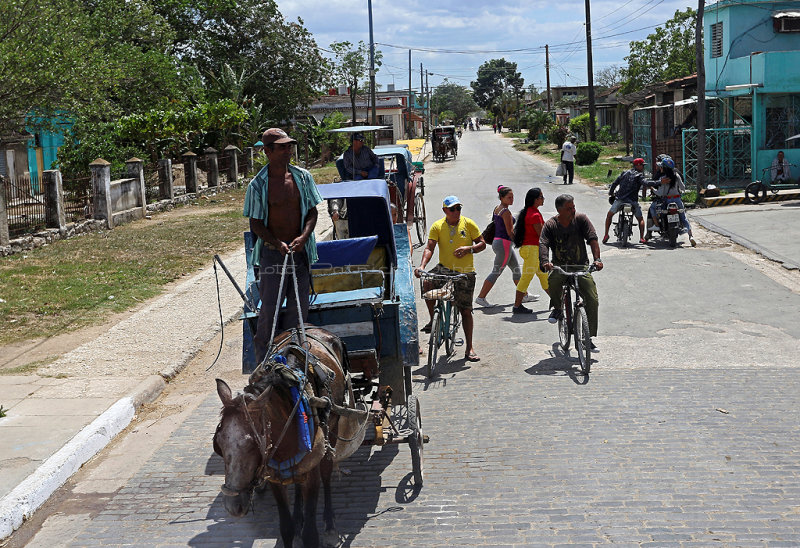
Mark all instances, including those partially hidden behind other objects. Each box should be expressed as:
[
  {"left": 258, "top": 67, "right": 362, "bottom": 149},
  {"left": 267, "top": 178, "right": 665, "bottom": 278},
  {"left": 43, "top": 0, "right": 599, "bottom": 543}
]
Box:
[{"left": 426, "top": 264, "right": 477, "bottom": 311}]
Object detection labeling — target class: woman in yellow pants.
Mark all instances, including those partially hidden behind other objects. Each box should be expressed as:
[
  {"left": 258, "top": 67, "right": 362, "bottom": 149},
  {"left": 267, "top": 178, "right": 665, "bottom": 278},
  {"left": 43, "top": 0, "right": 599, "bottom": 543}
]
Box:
[{"left": 512, "top": 188, "right": 549, "bottom": 311}]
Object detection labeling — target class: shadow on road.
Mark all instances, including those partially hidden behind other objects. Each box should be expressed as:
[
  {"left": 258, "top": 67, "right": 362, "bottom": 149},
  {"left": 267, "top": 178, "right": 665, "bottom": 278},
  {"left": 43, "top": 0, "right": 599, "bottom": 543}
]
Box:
[
  {"left": 524, "top": 343, "right": 591, "bottom": 385},
  {"left": 191, "top": 444, "right": 402, "bottom": 547}
]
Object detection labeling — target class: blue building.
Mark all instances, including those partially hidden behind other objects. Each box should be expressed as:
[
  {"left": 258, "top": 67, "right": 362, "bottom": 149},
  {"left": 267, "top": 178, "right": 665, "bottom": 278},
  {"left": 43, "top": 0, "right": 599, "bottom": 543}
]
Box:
[{"left": 705, "top": 0, "right": 800, "bottom": 182}]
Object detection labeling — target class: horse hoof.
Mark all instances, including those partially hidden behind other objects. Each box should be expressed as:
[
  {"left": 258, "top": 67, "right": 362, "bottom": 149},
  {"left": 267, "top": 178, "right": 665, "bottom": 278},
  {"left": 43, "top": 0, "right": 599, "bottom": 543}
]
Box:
[{"left": 322, "top": 529, "right": 341, "bottom": 547}]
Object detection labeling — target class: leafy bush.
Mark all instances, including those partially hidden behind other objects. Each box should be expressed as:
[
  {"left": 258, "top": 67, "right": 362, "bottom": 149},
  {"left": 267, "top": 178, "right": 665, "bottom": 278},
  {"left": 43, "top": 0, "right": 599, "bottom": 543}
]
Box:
[
  {"left": 505, "top": 117, "right": 518, "bottom": 131},
  {"left": 527, "top": 110, "right": 554, "bottom": 137},
  {"left": 548, "top": 126, "right": 569, "bottom": 147},
  {"left": 575, "top": 141, "right": 602, "bottom": 165},
  {"left": 568, "top": 113, "right": 591, "bottom": 141},
  {"left": 597, "top": 125, "right": 614, "bottom": 144}
]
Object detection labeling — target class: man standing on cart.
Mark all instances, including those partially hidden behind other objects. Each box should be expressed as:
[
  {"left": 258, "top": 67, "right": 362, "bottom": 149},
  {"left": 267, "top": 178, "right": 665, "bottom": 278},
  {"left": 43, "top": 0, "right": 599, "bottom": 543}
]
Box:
[
  {"left": 415, "top": 196, "right": 486, "bottom": 362},
  {"left": 243, "top": 128, "right": 322, "bottom": 365}
]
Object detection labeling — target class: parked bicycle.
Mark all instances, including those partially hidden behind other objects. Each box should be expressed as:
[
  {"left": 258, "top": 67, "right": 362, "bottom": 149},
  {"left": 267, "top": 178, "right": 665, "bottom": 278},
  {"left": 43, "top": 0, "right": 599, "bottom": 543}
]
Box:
[
  {"left": 419, "top": 272, "right": 466, "bottom": 377},
  {"left": 745, "top": 165, "right": 799, "bottom": 204},
  {"left": 551, "top": 264, "right": 597, "bottom": 375}
]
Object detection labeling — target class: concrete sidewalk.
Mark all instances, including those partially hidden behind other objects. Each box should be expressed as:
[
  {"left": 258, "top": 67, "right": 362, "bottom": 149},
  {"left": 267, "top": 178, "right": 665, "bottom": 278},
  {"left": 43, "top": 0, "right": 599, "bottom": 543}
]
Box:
[
  {"left": 0, "top": 209, "right": 333, "bottom": 541},
  {"left": 689, "top": 199, "right": 800, "bottom": 270}
]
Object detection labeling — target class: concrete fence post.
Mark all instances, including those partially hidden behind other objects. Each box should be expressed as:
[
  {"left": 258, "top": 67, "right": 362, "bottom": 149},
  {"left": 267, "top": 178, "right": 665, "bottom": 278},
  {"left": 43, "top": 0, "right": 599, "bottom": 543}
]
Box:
[
  {"left": 183, "top": 151, "right": 198, "bottom": 194},
  {"left": 126, "top": 157, "right": 146, "bottom": 218},
  {"left": 158, "top": 158, "right": 174, "bottom": 200},
  {"left": 205, "top": 147, "right": 219, "bottom": 188},
  {"left": 91, "top": 158, "right": 113, "bottom": 228},
  {"left": 225, "top": 145, "right": 240, "bottom": 186},
  {"left": 0, "top": 175, "right": 10, "bottom": 245},
  {"left": 43, "top": 170, "right": 66, "bottom": 231},
  {"left": 244, "top": 147, "right": 254, "bottom": 175}
]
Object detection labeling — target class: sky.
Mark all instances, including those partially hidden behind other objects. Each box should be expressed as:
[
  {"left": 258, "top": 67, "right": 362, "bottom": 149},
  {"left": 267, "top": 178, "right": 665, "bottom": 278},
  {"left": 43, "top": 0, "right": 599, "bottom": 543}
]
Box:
[{"left": 278, "top": 0, "right": 701, "bottom": 94}]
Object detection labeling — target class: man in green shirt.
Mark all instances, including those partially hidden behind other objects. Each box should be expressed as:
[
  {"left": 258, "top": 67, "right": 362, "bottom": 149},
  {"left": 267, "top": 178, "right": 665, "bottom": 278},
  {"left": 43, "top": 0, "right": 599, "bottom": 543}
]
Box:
[{"left": 242, "top": 128, "right": 322, "bottom": 365}]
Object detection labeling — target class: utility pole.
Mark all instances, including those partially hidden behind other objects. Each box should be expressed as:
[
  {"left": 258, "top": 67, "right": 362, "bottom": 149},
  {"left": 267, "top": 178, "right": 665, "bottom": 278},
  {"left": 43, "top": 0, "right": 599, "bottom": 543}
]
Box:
[
  {"left": 408, "top": 50, "right": 412, "bottom": 139},
  {"left": 367, "top": 0, "right": 377, "bottom": 125},
  {"left": 426, "top": 71, "right": 431, "bottom": 134},
  {"left": 695, "top": 0, "right": 706, "bottom": 200},
  {"left": 584, "top": 0, "right": 596, "bottom": 141},
  {"left": 545, "top": 45, "right": 552, "bottom": 112}
]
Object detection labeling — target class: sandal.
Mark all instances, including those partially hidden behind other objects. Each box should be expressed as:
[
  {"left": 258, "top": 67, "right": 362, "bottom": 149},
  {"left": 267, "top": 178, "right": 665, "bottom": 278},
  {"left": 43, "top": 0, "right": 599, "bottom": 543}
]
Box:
[
  {"left": 421, "top": 322, "right": 432, "bottom": 333},
  {"left": 465, "top": 351, "right": 480, "bottom": 362}
]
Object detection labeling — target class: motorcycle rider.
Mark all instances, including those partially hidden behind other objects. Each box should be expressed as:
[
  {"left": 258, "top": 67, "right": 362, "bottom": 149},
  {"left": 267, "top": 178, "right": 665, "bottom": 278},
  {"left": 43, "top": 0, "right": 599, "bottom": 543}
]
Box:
[
  {"left": 602, "top": 157, "right": 649, "bottom": 245},
  {"left": 646, "top": 157, "right": 696, "bottom": 247}
]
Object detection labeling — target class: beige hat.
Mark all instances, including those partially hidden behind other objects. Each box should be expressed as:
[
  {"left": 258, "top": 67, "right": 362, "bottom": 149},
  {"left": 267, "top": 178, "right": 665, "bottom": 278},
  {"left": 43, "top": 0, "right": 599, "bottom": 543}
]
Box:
[{"left": 262, "top": 128, "right": 297, "bottom": 146}]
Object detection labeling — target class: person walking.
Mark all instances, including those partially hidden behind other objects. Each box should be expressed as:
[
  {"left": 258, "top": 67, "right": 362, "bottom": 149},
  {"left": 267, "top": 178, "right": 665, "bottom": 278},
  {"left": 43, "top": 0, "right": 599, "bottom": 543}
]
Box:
[
  {"left": 475, "top": 186, "right": 537, "bottom": 313},
  {"left": 511, "top": 188, "right": 548, "bottom": 313},
  {"left": 416, "top": 196, "right": 486, "bottom": 362},
  {"left": 560, "top": 136, "right": 577, "bottom": 185}
]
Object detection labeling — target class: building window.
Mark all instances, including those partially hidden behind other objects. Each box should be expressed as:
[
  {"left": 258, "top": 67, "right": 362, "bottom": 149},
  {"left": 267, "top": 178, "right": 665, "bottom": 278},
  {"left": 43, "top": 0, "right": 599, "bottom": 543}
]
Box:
[
  {"left": 764, "top": 95, "right": 800, "bottom": 150},
  {"left": 711, "top": 22, "right": 723, "bottom": 58},
  {"left": 774, "top": 12, "right": 800, "bottom": 33}
]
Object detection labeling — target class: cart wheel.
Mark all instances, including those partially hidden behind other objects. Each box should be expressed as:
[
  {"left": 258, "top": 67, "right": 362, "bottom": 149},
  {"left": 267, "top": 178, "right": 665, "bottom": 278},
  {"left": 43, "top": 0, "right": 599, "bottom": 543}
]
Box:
[
  {"left": 408, "top": 394, "right": 424, "bottom": 486},
  {"left": 414, "top": 193, "right": 427, "bottom": 245},
  {"left": 745, "top": 182, "right": 766, "bottom": 204}
]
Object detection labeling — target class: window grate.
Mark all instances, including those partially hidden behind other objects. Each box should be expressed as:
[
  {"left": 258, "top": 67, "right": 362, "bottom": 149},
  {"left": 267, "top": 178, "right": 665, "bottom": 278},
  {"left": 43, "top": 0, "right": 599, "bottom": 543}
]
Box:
[{"left": 711, "top": 22, "right": 724, "bottom": 58}]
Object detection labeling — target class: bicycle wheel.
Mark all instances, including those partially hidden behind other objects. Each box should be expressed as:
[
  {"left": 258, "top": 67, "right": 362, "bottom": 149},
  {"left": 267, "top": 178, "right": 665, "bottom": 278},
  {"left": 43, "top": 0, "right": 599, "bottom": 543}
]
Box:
[
  {"left": 558, "top": 290, "right": 572, "bottom": 352},
  {"left": 414, "top": 193, "right": 427, "bottom": 245},
  {"left": 426, "top": 308, "right": 441, "bottom": 378},
  {"left": 745, "top": 182, "right": 766, "bottom": 204},
  {"left": 574, "top": 306, "right": 591, "bottom": 374},
  {"left": 445, "top": 304, "right": 461, "bottom": 356}
]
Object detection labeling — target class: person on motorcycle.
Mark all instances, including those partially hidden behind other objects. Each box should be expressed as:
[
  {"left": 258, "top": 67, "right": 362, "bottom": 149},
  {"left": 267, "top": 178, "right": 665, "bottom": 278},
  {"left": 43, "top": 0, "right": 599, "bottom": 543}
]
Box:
[
  {"left": 602, "top": 157, "right": 648, "bottom": 245},
  {"left": 646, "top": 157, "right": 696, "bottom": 247}
]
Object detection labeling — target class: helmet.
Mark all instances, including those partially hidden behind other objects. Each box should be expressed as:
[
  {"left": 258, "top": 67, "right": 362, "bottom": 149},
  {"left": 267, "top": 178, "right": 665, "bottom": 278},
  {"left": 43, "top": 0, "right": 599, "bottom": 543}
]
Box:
[
  {"left": 633, "top": 158, "right": 645, "bottom": 166},
  {"left": 661, "top": 157, "right": 675, "bottom": 169},
  {"left": 656, "top": 153, "right": 670, "bottom": 163}
]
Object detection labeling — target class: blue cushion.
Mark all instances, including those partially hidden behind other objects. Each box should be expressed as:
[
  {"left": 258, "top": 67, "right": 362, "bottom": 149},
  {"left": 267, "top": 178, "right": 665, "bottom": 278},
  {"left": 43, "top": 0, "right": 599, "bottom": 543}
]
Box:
[{"left": 314, "top": 236, "right": 378, "bottom": 269}]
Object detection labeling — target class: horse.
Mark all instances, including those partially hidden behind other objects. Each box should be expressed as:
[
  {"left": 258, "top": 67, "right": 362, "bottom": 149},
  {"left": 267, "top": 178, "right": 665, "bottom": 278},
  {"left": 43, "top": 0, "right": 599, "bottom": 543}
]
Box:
[{"left": 213, "top": 327, "right": 369, "bottom": 547}]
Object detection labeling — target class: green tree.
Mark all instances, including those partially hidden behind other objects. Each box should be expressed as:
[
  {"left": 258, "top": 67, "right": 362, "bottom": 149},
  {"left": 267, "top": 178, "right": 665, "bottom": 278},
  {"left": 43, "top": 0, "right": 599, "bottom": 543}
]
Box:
[
  {"left": 470, "top": 59, "right": 524, "bottom": 111},
  {"left": 155, "top": 0, "right": 327, "bottom": 122},
  {"left": 569, "top": 113, "right": 591, "bottom": 141},
  {"left": 527, "top": 110, "right": 554, "bottom": 138},
  {"left": 329, "top": 41, "right": 382, "bottom": 126},
  {"left": 620, "top": 8, "right": 697, "bottom": 93},
  {"left": 430, "top": 80, "right": 478, "bottom": 123}
]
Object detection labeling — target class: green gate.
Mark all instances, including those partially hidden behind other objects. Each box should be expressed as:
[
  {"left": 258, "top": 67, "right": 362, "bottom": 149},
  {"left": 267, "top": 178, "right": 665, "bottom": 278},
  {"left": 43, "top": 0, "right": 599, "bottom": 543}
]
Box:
[
  {"left": 682, "top": 127, "right": 751, "bottom": 189},
  {"left": 632, "top": 109, "right": 652, "bottom": 171}
]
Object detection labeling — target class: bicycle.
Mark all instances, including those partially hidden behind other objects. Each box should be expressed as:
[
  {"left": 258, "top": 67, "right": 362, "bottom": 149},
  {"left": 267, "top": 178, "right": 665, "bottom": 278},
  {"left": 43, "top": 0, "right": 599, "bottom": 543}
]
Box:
[
  {"left": 550, "top": 264, "right": 597, "bottom": 375},
  {"left": 745, "top": 164, "right": 799, "bottom": 204},
  {"left": 419, "top": 272, "right": 466, "bottom": 377}
]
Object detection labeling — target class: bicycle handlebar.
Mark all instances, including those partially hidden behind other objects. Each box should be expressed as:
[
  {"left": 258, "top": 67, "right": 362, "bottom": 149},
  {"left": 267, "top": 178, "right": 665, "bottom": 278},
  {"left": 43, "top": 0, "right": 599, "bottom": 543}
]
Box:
[
  {"left": 549, "top": 264, "right": 598, "bottom": 276},
  {"left": 418, "top": 271, "right": 470, "bottom": 281}
]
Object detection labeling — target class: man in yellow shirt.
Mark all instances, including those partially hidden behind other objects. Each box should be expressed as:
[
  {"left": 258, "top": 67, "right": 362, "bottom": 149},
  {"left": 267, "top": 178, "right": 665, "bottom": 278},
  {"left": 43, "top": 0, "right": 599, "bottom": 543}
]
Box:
[{"left": 415, "top": 195, "right": 486, "bottom": 361}]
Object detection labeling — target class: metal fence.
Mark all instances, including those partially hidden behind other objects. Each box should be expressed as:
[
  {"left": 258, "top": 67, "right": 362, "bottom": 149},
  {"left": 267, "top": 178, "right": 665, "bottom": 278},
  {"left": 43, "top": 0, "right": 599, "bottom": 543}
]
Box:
[
  {"left": 682, "top": 126, "right": 752, "bottom": 189},
  {"left": 143, "top": 163, "right": 160, "bottom": 203},
  {"left": 4, "top": 174, "right": 46, "bottom": 237},
  {"left": 62, "top": 175, "right": 93, "bottom": 222}
]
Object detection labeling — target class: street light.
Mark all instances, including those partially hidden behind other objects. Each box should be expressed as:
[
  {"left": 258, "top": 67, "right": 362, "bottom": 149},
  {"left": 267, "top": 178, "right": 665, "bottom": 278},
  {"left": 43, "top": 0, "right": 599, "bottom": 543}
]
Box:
[{"left": 368, "top": 0, "right": 377, "bottom": 125}]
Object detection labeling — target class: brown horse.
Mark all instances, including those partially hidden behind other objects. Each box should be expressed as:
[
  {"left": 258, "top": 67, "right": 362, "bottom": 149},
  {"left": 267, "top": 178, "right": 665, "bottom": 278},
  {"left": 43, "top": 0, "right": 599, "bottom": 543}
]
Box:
[{"left": 213, "top": 327, "right": 368, "bottom": 547}]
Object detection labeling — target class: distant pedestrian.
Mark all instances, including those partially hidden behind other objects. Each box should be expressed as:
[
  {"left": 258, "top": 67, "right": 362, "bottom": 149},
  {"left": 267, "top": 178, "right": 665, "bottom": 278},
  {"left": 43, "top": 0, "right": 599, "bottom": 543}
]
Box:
[
  {"left": 493, "top": 123, "right": 497, "bottom": 134},
  {"left": 560, "top": 135, "right": 577, "bottom": 185}
]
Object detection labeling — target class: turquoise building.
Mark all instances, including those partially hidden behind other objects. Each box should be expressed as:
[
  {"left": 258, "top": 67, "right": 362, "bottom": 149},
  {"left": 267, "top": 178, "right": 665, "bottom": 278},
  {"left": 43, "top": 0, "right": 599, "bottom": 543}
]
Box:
[{"left": 705, "top": 0, "right": 800, "bottom": 182}]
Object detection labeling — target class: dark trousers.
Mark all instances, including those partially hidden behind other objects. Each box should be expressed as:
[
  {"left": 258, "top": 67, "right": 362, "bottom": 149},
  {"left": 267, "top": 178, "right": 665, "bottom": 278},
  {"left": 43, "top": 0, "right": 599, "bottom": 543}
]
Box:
[
  {"left": 547, "top": 270, "right": 599, "bottom": 337},
  {"left": 254, "top": 247, "right": 310, "bottom": 365},
  {"left": 562, "top": 161, "right": 575, "bottom": 184}
]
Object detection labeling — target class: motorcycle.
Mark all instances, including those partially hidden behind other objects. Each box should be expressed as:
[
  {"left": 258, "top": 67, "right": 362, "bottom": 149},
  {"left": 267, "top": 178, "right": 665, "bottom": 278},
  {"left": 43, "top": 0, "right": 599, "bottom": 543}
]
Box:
[
  {"left": 611, "top": 198, "right": 635, "bottom": 248},
  {"left": 646, "top": 197, "right": 684, "bottom": 248}
]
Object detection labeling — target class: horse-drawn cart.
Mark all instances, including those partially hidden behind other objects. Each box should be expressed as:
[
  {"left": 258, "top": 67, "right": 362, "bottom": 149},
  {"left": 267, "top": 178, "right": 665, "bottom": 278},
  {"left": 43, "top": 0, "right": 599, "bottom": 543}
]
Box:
[
  {"left": 432, "top": 125, "right": 458, "bottom": 162},
  {"left": 238, "top": 179, "right": 425, "bottom": 486}
]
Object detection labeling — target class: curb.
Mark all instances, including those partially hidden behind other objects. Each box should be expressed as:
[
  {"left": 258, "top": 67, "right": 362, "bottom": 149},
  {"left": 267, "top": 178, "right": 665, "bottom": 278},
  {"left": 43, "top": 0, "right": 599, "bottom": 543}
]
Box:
[
  {"left": 703, "top": 190, "right": 800, "bottom": 207},
  {"left": 0, "top": 376, "right": 168, "bottom": 541}
]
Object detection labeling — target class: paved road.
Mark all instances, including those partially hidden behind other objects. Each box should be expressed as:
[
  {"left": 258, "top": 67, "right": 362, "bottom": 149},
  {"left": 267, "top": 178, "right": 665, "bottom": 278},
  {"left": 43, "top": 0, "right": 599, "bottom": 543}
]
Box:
[{"left": 10, "top": 129, "right": 800, "bottom": 547}]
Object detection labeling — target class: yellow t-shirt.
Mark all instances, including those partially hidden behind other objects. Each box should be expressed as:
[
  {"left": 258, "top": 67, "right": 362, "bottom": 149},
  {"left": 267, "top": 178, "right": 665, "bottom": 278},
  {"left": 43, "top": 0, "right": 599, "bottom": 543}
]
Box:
[{"left": 428, "top": 216, "right": 481, "bottom": 273}]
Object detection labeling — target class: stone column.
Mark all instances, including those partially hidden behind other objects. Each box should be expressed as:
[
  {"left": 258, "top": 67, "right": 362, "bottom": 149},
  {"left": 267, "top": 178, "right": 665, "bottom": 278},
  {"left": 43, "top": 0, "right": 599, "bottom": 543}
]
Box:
[
  {"left": 205, "top": 147, "right": 219, "bottom": 188},
  {"left": 158, "top": 158, "right": 174, "bottom": 200},
  {"left": 126, "top": 157, "right": 146, "bottom": 217},
  {"left": 91, "top": 158, "right": 113, "bottom": 228},
  {"left": 183, "top": 151, "right": 198, "bottom": 194},
  {"left": 225, "top": 145, "right": 240, "bottom": 186},
  {"left": 244, "top": 147, "right": 254, "bottom": 175},
  {"left": 43, "top": 169, "right": 66, "bottom": 231},
  {"left": 0, "top": 175, "right": 10, "bottom": 246}
]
